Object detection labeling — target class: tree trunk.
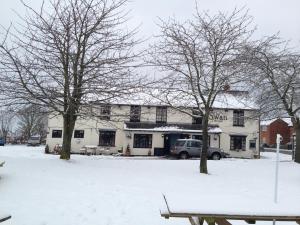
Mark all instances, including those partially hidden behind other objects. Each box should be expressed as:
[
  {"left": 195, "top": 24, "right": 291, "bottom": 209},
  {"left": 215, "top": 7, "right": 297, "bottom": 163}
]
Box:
[
  {"left": 200, "top": 114, "right": 209, "bottom": 174},
  {"left": 60, "top": 114, "right": 76, "bottom": 160},
  {"left": 294, "top": 122, "right": 300, "bottom": 163}
]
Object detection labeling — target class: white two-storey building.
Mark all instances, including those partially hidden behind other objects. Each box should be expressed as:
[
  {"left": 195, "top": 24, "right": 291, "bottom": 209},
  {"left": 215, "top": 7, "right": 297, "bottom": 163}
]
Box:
[{"left": 46, "top": 91, "right": 260, "bottom": 158}]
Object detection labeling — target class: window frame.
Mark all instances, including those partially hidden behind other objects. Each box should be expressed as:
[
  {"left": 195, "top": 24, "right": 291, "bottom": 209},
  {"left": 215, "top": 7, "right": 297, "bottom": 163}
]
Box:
[
  {"left": 192, "top": 135, "right": 210, "bottom": 146},
  {"left": 156, "top": 106, "right": 167, "bottom": 124},
  {"left": 99, "top": 105, "right": 111, "bottom": 121},
  {"left": 192, "top": 109, "right": 202, "bottom": 124},
  {"left": 99, "top": 130, "right": 116, "bottom": 147},
  {"left": 52, "top": 130, "right": 62, "bottom": 138},
  {"left": 249, "top": 139, "right": 256, "bottom": 149},
  {"left": 74, "top": 130, "right": 84, "bottom": 139},
  {"left": 133, "top": 134, "right": 152, "bottom": 148},
  {"left": 230, "top": 135, "right": 246, "bottom": 151},
  {"left": 233, "top": 110, "right": 245, "bottom": 127},
  {"left": 130, "top": 105, "right": 141, "bottom": 122}
]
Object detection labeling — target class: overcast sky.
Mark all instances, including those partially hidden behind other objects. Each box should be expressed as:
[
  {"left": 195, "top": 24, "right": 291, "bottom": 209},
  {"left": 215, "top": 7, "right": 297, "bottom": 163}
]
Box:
[{"left": 0, "top": 0, "right": 299, "bottom": 46}]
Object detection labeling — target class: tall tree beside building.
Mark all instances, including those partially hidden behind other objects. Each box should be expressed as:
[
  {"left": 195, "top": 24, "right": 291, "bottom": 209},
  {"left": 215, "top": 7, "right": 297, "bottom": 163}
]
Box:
[
  {"left": 0, "top": 0, "right": 140, "bottom": 159},
  {"left": 148, "top": 8, "right": 255, "bottom": 173},
  {"left": 246, "top": 36, "right": 300, "bottom": 162}
]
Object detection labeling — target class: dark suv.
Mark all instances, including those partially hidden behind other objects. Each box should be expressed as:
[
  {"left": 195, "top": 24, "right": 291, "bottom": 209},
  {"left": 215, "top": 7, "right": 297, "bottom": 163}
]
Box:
[{"left": 170, "top": 139, "right": 227, "bottom": 160}]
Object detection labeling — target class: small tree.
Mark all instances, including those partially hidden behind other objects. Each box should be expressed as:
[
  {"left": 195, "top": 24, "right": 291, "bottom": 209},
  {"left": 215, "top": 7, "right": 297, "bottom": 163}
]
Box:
[
  {"left": 17, "top": 105, "right": 47, "bottom": 141},
  {"left": 0, "top": 0, "right": 140, "bottom": 159},
  {"left": 0, "top": 109, "right": 14, "bottom": 142},
  {"left": 148, "top": 8, "right": 255, "bottom": 173}
]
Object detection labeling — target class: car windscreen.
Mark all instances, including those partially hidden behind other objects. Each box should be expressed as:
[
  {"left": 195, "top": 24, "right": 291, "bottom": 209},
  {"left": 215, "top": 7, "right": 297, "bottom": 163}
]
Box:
[{"left": 175, "top": 141, "right": 185, "bottom": 147}]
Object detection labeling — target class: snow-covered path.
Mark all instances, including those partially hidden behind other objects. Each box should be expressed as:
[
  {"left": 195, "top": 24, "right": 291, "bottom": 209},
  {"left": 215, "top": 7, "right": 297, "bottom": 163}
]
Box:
[{"left": 0, "top": 145, "right": 299, "bottom": 225}]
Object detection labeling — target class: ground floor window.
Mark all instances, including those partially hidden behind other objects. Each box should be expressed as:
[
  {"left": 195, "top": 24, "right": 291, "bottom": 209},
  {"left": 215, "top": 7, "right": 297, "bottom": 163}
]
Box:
[
  {"left": 74, "top": 130, "right": 84, "bottom": 138},
  {"left": 192, "top": 135, "right": 210, "bottom": 146},
  {"left": 133, "top": 134, "right": 152, "bottom": 148},
  {"left": 230, "top": 135, "right": 246, "bottom": 151},
  {"left": 52, "top": 130, "right": 62, "bottom": 138},
  {"left": 99, "top": 130, "right": 116, "bottom": 147},
  {"left": 249, "top": 139, "right": 256, "bottom": 149}
]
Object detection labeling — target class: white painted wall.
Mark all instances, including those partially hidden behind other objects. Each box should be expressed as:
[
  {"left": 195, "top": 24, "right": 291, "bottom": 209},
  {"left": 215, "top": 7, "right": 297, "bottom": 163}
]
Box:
[{"left": 46, "top": 105, "right": 259, "bottom": 158}]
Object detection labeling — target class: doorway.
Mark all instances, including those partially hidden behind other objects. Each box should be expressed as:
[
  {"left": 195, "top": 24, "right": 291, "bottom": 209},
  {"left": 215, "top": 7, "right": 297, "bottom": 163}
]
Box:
[{"left": 164, "top": 133, "right": 190, "bottom": 154}]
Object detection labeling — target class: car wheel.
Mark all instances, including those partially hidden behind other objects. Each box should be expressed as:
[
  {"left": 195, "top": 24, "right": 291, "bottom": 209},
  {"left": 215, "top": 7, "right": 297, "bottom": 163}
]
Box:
[
  {"left": 211, "top": 153, "right": 221, "bottom": 160},
  {"left": 179, "top": 152, "right": 189, "bottom": 160}
]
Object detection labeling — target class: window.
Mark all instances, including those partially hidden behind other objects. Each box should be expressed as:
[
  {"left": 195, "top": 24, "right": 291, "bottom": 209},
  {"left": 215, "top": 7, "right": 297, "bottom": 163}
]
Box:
[
  {"left": 133, "top": 134, "right": 152, "bottom": 148},
  {"left": 74, "top": 130, "right": 84, "bottom": 138},
  {"left": 192, "top": 135, "right": 210, "bottom": 146},
  {"left": 192, "top": 109, "right": 202, "bottom": 124},
  {"left": 156, "top": 106, "right": 167, "bottom": 124},
  {"left": 249, "top": 140, "right": 256, "bottom": 149},
  {"left": 261, "top": 125, "right": 267, "bottom": 131},
  {"left": 99, "top": 130, "right": 116, "bottom": 146},
  {"left": 130, "top": 105, "right": 141, "bottom": 122},
  {"left": 233, "top": 110, "right": 244, "bottom": 126},
  {"left": 99, "top": 105, "right": 111, "bottom": 120},
  {"left": 230, "top": 136, "right": 246, "bottom": 151},
  {"left": 187, "top": 141, "right": 201, "bottom": 148},
  {"left": 52, "top": 130, "right": 62, "bottom": 138}
]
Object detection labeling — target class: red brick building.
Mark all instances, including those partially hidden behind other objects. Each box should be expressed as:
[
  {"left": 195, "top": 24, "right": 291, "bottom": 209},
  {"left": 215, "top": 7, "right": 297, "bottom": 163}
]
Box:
[{"left": 260, "top": 118, "right": 294, "bottom": 147}]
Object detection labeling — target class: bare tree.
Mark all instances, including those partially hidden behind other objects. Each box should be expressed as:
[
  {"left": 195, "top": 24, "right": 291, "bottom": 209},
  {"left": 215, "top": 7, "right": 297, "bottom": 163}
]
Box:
[
  {"left": 246, "top": 36, "right": 300, "bottom": 162},
  {"left": 17, "top": 105, "right": 47, "bottom": 141},
  {"left": 0, "top": 110, "right": 15, "bottom": 142},
  {"left": 0, "top": 0, "right": 140, "bottom": 159},
  {"left": 148, "top": 8, "right": 255, "bottom": 173}
]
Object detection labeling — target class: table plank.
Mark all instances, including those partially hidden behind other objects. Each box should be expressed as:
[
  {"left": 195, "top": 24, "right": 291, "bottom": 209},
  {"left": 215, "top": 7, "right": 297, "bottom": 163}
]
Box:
[{"left": 0, "top": 214, "right": 11, "bottom": 223}]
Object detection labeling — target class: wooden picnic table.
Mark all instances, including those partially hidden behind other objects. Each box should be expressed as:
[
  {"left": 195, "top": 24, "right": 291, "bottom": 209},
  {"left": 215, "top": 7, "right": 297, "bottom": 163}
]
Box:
[
  {"left": 0, "top": 214, "right": 11, "bottom": 223},
  {"left": 0, "top": 163, "right": 11, "bottom": 223},
  {"left": 161, "top": 195, "right": 300, "bottom": 225}
]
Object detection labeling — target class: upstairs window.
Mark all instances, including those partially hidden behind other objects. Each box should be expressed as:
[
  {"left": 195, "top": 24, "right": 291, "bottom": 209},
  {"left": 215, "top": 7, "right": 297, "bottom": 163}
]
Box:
[
  {"left": 156, "top": 106, "right": 167, "bottom": 124},
  {"left": 233, "top": 110, "right": 244, "bottom": 127},
  {"left": 192, "top": 109, "right": 202, "bottom": 124},
  {"left": 52, "top": 130, "right": 62, "bottom": 138},
  {"left": 99, "top": 105, "right": 111, "bottom": 120},
  {"left": 74, "top": 130, "right": 84, "bottom": 139},
  {"left": 261, "top": 125, "right": 267, "bottom": 131},
  {"left": 130, "top": 105, "right": 141, "bottom": 122}
]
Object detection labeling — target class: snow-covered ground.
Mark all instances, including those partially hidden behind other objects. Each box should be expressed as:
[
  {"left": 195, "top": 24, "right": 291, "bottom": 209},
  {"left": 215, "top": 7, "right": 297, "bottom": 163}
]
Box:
[{"left": 0, "top": 145, "right": 300, "bottom": 225}]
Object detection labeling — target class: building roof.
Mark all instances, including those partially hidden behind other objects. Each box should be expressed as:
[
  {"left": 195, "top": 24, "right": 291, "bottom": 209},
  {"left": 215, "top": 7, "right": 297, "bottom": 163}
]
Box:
[
  {"left": 92, "top": 90, "right": 257, "bottom": 110},
  {"left": 261, "top": 118, "right": 293, "bottom": 127}
]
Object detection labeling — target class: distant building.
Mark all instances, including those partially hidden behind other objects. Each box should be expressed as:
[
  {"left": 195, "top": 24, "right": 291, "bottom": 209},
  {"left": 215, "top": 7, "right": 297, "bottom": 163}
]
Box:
[
  {"left": 260, "top": 118, "right": 294, "bottom": 147},
  {"left": 46, "top": 92, "right": 260, "bottom": 158}
]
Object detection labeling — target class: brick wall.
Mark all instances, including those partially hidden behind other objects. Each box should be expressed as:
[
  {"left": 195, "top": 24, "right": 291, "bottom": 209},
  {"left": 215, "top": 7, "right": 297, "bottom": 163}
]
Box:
[{"left": 260, "top": 119, "right": 292, "bottom": 146}]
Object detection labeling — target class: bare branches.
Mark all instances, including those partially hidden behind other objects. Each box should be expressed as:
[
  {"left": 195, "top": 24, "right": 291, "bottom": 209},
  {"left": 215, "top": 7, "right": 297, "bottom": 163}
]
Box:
[
  {"left": 245, "top": 36, "right": 300, "bottom": 119},
  {"left": 147, "top": 7, "right": 255, "bottom": 173},
  {"left": 0, "top": 0, "right": 140, "bottom": 159}
]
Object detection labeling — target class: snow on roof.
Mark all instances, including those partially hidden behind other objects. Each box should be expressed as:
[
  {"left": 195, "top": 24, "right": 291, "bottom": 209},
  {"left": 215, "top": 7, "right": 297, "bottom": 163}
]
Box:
[
  {"left": 281, "top": 118, "right": 293, "bottom": 126},
  {"left": 97, "top": 90, "right": 257, "bottom": 110},
  {"left": 261, "top": 118, "right": 293, "bottom": 127}
]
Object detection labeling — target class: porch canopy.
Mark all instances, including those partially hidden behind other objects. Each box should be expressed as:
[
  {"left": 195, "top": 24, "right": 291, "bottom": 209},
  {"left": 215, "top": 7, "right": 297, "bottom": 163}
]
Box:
[{"left": 124, "top": 122, "right": 222, "bottom": 134}]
